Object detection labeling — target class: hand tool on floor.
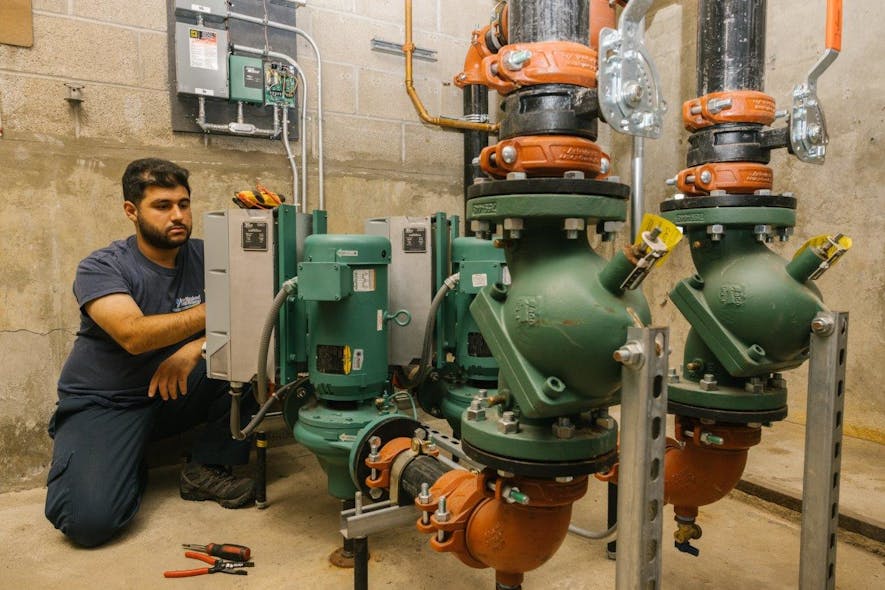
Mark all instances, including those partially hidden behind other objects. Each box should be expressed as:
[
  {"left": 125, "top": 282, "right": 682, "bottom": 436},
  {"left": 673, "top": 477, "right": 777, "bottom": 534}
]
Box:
[
  {"left": 163, "top": 551, "right": 254, "bottom": 578},
  {"left": 181, "top": 542, "right": 251, "bottom": 561}
]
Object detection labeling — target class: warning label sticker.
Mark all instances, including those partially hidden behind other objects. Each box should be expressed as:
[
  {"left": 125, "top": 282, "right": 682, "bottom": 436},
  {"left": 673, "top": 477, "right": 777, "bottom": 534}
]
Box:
[
  {"left": 189, "top": 29, "right": 218, "bottom": 71},
  {"left": 471, "top": 273, "right": 488, "bottom": 288},
  {"left": 353, "top": 349, "right": 364, "bottom": 371}
]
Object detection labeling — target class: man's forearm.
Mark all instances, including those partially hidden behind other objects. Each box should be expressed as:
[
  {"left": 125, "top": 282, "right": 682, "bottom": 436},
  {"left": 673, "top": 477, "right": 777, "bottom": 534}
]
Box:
[{"left": 124, "top": 304, "right": 205, "bottom": 355}]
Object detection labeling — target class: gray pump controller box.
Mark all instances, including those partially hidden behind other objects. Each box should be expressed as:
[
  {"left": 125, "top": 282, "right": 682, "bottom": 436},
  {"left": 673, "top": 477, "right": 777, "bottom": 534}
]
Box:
[
  {"left": 174, "top": 22, "right": 229, "bottom": 99},
  {"left": 204, "top": 209, "right": 275, "bottom": 383}
]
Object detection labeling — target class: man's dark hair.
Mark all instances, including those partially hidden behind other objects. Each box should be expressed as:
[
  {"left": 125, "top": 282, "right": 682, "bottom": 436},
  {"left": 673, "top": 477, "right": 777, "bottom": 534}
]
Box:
[{"left": 122, "top": 158, "right": 191, "bottom": 204}]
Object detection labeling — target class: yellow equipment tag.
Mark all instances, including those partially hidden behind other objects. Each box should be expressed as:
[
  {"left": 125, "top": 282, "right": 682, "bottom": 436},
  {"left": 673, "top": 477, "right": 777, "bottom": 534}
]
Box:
[
  {"left": 634, "top": 213, "right": 684, "bottom": 265},
  {"left": 343, "top": 345, "right": 352, "bottom": 375},
  {"left": 793, "top": 234, "right": 853, "bottom": 263}
]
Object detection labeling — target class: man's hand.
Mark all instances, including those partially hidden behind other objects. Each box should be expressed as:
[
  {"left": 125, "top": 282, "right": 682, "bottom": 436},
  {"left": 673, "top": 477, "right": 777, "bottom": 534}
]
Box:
[{"left": 148, "top": 339, "right": 204, "bottom": 400}]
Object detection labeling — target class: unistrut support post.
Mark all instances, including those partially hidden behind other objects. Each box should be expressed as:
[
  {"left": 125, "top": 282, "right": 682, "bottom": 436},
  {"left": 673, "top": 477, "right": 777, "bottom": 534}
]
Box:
[
  {"left": 799, "top": 311, "right": 848, "bottom": 590},
  {"left": 614, "top": 326, "right": 668, "bottom": 590}
]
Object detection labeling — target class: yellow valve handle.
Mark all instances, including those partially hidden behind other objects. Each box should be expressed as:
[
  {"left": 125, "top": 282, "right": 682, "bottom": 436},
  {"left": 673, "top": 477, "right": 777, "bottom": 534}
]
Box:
[
  {"left": 634, "top": 213, "right": 684, "bottom": 266},
  {"left": 793, "top": 233, "right": 852, "bottom": 264}
]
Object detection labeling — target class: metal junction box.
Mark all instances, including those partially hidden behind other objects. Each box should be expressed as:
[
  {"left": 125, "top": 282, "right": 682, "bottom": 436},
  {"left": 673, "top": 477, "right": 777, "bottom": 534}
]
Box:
[
  {"left": 365, "top": 216, "right": 434, "bottom": 366},
  {"left": 175, "top": 22, "right": 229, "bottom": 98},
  {"left": 204, "top": 209, "right": 275, "bottom": 383}
]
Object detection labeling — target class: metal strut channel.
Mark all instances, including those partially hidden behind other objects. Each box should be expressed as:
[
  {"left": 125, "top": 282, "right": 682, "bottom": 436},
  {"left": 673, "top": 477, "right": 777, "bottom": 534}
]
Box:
[
  {"left": 614, "top": 326, "right": 669, "bottom": 590},
  {"left": 799, "top": 311, "right": 849, "bottom": 590}
]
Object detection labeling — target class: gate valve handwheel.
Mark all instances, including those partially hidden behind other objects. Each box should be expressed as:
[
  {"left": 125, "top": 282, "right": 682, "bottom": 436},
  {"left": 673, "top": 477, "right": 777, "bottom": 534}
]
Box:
[
  {"left": 598, "top": 0, "right": 666, "bottom": 138},
  {"left": 790, "top": 0, "right": 841, "bottom": 164}
]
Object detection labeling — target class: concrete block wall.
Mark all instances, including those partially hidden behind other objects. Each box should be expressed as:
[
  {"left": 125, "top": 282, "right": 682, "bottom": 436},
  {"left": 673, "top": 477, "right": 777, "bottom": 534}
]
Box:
[
  {"left": 0, "top": 0, "right": 496, "bottom": 492},
  {"left": 0, "top": 1, "right": 882, "bottom": 492}
]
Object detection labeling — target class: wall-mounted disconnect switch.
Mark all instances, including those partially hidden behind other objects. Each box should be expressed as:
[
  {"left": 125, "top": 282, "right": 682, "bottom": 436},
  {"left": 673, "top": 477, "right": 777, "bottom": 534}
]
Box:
[
  {"left": 229, "top": 55, "right": 265, "bottom": 104},
  {"left": 264, "top": 61, "right": 297, "bottom": 107},
  {"left": 174, "top": 22, "right": 229, "bottom": 98}
]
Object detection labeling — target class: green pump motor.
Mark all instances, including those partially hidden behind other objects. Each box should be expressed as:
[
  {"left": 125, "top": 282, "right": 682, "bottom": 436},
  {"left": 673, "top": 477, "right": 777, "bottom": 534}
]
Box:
[{"left": 289, "top": 234, "right": 410, "bottom": 498}]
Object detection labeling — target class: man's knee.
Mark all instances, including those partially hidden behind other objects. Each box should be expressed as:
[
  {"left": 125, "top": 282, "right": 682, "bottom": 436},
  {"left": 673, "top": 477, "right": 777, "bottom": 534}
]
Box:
[{"left": 44, "top": 451, "right": 141, "bottom": 548}]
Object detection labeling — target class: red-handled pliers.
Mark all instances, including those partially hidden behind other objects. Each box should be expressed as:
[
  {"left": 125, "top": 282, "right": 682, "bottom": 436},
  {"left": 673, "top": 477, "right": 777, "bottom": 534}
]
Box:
[{"left": 163, "top": 550, "right": 253, "bottom": 577}]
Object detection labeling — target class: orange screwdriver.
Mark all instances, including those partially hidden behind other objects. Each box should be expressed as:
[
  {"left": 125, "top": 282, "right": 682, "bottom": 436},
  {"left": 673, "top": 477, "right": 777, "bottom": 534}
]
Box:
[{"left": 181, "top": 543, "right": 251, "bottom": 562}]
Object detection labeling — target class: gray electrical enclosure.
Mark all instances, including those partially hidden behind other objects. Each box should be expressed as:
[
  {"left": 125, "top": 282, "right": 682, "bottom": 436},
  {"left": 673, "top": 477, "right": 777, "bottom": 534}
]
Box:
[
  {"left": 205, "top": 209, "right": 276, "bottom": 383},
  {"left": 366, "top": 216, "right": 435, "bottom": 366},
  {"left": 175, "top": 22, "right": 229, "bottom": 98},
  {"left": 174, "top": 0, "right": 229, "bottom": 16}
]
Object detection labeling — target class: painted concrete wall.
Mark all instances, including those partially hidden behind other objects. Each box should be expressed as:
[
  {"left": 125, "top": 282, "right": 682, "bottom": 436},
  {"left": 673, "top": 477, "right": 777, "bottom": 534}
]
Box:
[{"left": 0, "top": 1, "right": 881, "bottom": 492}]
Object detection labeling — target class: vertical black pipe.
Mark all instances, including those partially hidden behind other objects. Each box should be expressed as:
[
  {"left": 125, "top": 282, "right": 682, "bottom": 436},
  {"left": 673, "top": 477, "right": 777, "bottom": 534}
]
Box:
[
  {"left": 255, "top": 431, "right": 267, "bottom": 508},
  {"left": 606, "top": 482, "right": 617, "bottom": 559},
  {"left": 509, "top": 0, "right": 590, "bottom": 44},
  {"left": 353, "top": 537, "right": 369, "bottom": 590},
  {"left": 463, "top": 85, "right": 489, "bottom": 210},
  {"left": 697, "top": 0, "right": 767, "bottom": 95}
]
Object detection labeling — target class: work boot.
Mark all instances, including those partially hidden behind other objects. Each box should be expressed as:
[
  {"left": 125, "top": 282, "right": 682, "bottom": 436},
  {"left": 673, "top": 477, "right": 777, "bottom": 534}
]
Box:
[{"left": 179, "top": 463, "right": 255, "bottom": 509}]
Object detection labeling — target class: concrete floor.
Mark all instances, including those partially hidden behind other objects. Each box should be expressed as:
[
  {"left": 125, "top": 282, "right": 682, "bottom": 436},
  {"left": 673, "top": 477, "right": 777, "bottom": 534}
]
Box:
[{"left": 3, "top": 421, "right": 884, "bottom": 590}]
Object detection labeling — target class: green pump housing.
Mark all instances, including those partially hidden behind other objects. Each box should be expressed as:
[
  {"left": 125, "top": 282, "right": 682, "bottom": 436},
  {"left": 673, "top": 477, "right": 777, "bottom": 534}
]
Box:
[
  {"left": 287, "top": 233, "right": 409, "bottom": 498},
  {"left": 419, "top": 223, "right": 508, "bottom": 436},
  {"left": 662, "top": 204, "right": 829, "bottom": 414}
]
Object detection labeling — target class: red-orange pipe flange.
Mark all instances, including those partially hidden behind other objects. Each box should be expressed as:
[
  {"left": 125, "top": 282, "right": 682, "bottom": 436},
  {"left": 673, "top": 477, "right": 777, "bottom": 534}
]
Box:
[
  {"left": 480, "top": 135, "right": 608, "bottom": 178},
  {"left": 481, "top": 41, "right": 599, "bottom": 95},
  {"left": 682, "top": 90, "right": 777, "bottom": 131},
  {"left": 676, "top": 163, "right": 773, "bottom": 195},
  {"left": 664, "top": 416, "right": 762, "bottom": 519}
]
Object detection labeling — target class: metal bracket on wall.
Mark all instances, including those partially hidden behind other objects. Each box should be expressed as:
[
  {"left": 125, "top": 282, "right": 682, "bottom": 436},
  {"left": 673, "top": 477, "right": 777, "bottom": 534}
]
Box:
[
  {"left": 799, "top": 311, "right": 848, "bottom": 590},
  {"left": 371, "top": 38, "right": 437, "bottom": 62},
  {"left": 615, "top": 326, "right": 668, "bottom": 590}
]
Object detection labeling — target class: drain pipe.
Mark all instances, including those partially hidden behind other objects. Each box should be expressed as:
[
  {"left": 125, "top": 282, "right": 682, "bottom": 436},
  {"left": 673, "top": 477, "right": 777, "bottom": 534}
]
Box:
[{"left": 228, "top": 12, "right": 326, "bottom": 210}]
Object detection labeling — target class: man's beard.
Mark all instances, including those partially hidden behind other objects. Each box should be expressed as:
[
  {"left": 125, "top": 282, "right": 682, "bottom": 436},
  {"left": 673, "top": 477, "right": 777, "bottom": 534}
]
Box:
[{"left": 137, "top": 216, "right": 191, "bottom": 250}]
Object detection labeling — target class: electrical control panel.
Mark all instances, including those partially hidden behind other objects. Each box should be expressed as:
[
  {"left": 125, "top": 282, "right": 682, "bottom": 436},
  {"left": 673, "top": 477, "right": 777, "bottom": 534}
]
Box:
[
  {"left": 264, "top": 62, "right": 298, "bottom": 107},
  {"left": 204, "top": 209, "right": 276, "bottom": 383},
  {"left": 174, "top": 22, "right": 229, "bottom": 98},
  {"left": 229, "top": 55, "right": 265, "bottom": 104},
  {"left": 366, "top": 216, "right": 434, "bottom": 366}
]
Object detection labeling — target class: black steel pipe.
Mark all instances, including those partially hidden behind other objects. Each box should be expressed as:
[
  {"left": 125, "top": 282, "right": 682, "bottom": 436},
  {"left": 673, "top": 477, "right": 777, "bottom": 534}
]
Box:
[
  {"left": 463, "top": 85, "right": 490, "bottom": 205},
  {"left": 255, "top": 431, "right": 267, "bottom": 508},
  {"left": 509, "top": 0, "right": 589, "bottom": 44},
  {"left": 697, "top": 0, "right": 767, "bottom": 95},
  {"left": 353, "top": 537, "right": 369, "bottom": 590},
  {"left": 606, "top": 481, "right": 617, "bottom": 559},
  {"left": 398, "top": 455, "right": 452, "bottom": 503}
]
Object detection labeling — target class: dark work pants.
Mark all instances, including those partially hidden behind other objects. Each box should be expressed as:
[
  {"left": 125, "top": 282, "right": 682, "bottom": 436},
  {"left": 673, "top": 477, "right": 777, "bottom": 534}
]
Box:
[{"left": 44, "top": 364, "right": 253, "bottom": 548}]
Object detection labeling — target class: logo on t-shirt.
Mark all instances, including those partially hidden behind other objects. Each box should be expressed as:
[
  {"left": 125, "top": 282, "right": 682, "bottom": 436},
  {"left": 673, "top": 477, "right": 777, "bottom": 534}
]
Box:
[{"left": 173, "top": 294, "right": 202, "bottom": 312}]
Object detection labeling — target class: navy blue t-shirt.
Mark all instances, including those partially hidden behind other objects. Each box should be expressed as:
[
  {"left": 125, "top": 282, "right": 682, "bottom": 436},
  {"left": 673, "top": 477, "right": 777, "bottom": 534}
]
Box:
[{"left": 57, "top": 236, "right": 206, "bottom": 407}]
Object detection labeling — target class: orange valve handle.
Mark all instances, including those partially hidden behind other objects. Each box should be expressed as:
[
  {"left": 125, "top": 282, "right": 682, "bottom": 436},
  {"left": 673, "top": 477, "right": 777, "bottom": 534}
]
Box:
[{"left": 827, "top": 0, "right": 842, "bottom": 52}]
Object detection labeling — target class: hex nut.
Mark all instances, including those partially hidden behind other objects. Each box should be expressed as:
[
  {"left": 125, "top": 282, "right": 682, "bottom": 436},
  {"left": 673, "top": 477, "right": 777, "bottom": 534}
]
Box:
[{"left": 699, "top": 373, "right": 718, "bottom": 391}]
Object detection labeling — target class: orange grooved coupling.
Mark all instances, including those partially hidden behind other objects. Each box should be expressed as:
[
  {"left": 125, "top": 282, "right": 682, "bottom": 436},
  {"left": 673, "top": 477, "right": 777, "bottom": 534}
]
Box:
[
  {"left": 480, "top": 135, "right": 609, "bottom": 178},
  {"left": 364, "top": 437, "right": 413, "bottom": 491},
  {"left": 480, "top": 41, "right": 598, "bottom": 95},
  {"left": 683, "top": 90, "right": 777, "bottom": 131},
  {"left": 454, "top": 24, "right": 498, "bottom": 88},
  {"left": 676, "top": 163, "right": 773, "bottom": 196}
]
